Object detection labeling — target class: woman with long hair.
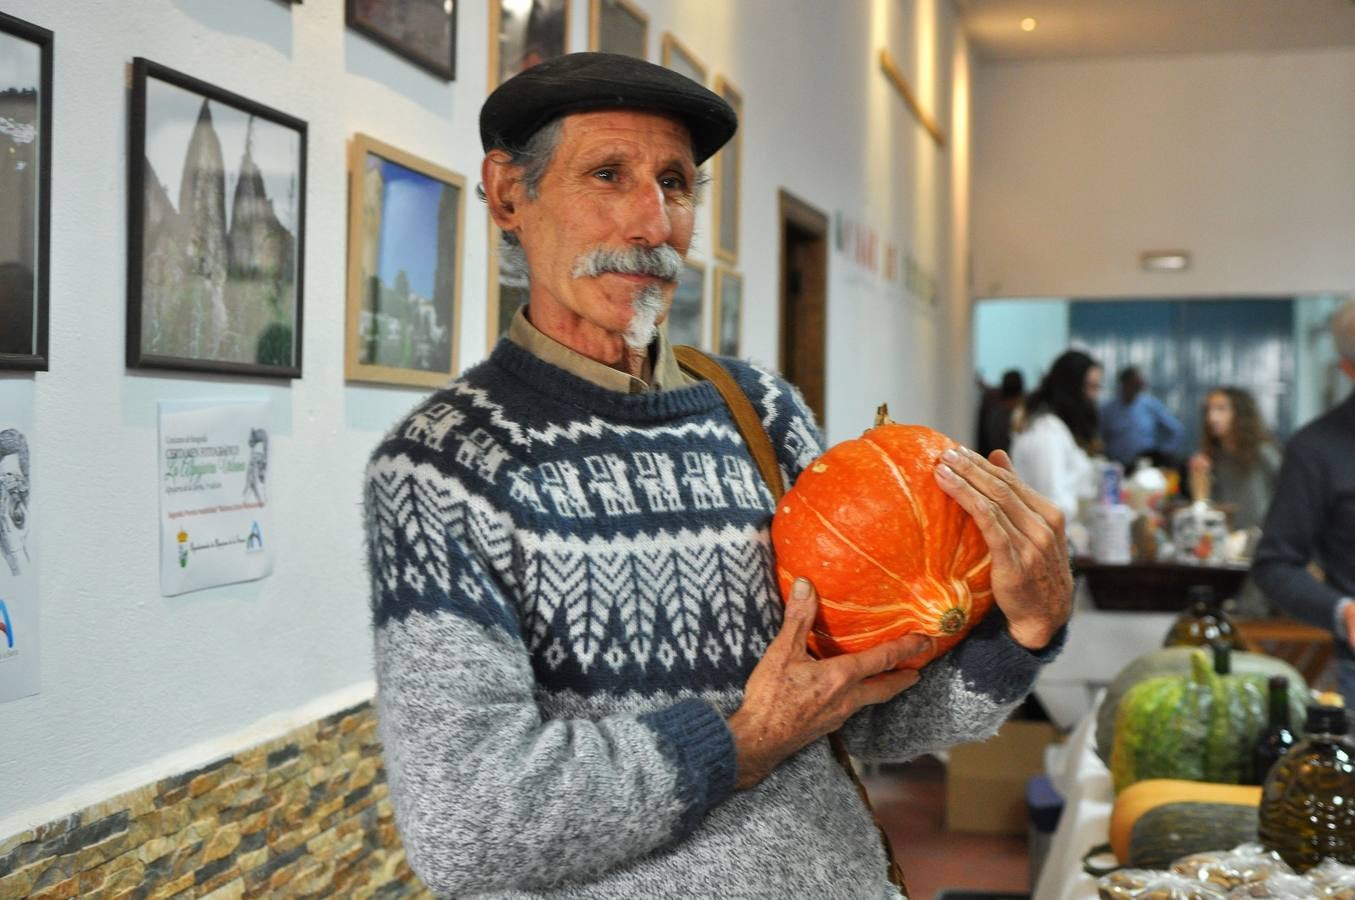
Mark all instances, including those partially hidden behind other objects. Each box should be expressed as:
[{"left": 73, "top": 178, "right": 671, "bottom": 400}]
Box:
[
  {"left": 1189, "top": 387, "right": 1282, "bottom": 531},
  {"left": 1011, "top": 350, "right": 1104, "bottom": 524}
]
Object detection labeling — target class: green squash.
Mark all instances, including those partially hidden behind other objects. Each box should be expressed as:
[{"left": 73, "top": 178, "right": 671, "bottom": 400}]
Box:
[
  {"left": 1128, "top": 802, "right": 1258, "bottom": 869},
  {"left": 1109, "top": 648, "right": 1306, "bottom": 793},
  {"left": 1095, "top": 646, "right": 1307, "bottom": 766}
]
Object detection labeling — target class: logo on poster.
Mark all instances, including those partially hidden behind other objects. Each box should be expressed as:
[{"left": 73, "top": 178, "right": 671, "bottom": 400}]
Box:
[
  {"left": 0, "top": 598, "right": 13, "bottom": 650},
  {"left": 178, "top": 530, "right": 190, "bottom": 568},
  {"left": 246, "top": 521, "right": 264, "bottom": 553}
]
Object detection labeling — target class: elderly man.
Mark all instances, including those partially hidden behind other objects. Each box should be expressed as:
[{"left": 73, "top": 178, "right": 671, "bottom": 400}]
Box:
[
  {"left": 364, "top": 53, "right": 1071, "bottom": 898},
  {"left": 1254, "top": 299, "right": 1355, "bottom": 714}
]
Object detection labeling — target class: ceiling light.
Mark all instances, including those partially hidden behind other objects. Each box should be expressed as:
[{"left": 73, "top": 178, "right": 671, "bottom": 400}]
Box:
[
  {"left": 1020, "top": 17, "right": 1037, "bottom": 32},
  {"left": 1140, "top": 251, "right": 1191, "bottom": 272}
]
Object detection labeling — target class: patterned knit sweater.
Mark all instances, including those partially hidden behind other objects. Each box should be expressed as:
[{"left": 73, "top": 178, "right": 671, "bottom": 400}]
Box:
[{"left": 364, "top": 339, "right": 1060, "bottom": 899}]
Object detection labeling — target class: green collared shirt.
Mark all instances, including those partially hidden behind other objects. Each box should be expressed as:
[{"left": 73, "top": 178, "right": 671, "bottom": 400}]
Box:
[{"left": 506, "top": 306, "right": 695, "bottom": 394}]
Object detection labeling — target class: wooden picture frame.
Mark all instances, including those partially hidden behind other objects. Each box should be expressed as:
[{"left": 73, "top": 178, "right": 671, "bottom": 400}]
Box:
[
  {"left": 489, "top": 0, "right": 570, "bottom": 89},
  {"left": 345, "top": 134, "right": 465, "bottom": 388},
  {"left": 711, "top": 75, "right": 742, "bottom": 264},
  {"left": 589, "top": 0, "right": 647, "bottom": 58},
  {"left": 660, "top": 32, "right": 705, "bottom": 86},
  {"left": 346, "top": 0, "right": 457, "bottom": 81},
  {"left": 666, "top": 257, "right": 706, "bottom": 349},
  {"left": 0, "top": 11, "right": 52, "bottom": 371},
  {"left": 486, "top": 219, "right": 529, "bottom": 352},
  {"left": 711, "top": 266, "right": 742, "bottom": 357},
  {"left": 127, "top": 58, "right": 307, "bottom": 378}
]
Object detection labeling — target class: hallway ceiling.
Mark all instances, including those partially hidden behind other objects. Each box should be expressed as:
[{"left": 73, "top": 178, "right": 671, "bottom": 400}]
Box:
[{"left": 957, "top": 0, "right": 1355, "bottom": 62}]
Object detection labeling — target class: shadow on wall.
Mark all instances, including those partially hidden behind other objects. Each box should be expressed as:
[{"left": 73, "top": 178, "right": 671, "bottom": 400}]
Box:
[{"left": 170, "top": 0, "right": 295, "bottom": 60}]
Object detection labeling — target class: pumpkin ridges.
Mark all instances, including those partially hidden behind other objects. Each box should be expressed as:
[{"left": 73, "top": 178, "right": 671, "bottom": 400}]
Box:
[
  {"left": 796, "top": 494, "right": 915, "bottom": 592},
  {"left": 860, "top": 436, "right": 932, "bottom": 545}
]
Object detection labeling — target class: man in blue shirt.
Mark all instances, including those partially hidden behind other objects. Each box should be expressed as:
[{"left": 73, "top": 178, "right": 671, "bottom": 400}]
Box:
[{"left": 1100, "top": 366, "right": 1185, "bottom": 470}]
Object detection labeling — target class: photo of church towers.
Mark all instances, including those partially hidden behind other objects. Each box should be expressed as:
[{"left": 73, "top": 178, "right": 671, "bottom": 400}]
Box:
[{"left": 137, "top": 72, "right": 303, "bottom": 371}]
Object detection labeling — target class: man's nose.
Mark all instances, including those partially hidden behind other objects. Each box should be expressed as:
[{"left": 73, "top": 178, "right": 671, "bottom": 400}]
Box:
[{"left": 621, "top": 181, "right": 672, "bottom": 247}]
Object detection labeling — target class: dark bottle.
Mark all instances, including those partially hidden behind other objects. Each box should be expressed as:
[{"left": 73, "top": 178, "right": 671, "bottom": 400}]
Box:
[
  {"left": 1250, "top": 676, "right": 1296, "bottom": 785},
  {"left": 1163, "top": 585, "right": 1240, "bottom": 650},
  {"left": 1258, "top": 704, "right": 1355, "bottom": 873}
]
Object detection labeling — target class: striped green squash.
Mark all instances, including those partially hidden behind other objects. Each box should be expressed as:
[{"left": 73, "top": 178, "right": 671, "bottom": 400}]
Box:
[{"left": 1110, "top": 648, "right": 1299, "bottom": 793}]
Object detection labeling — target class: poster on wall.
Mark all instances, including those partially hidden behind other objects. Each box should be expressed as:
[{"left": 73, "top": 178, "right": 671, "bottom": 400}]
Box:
[
  {"left": 0, "top": 380, "right": 38, "bottom": 703},
  {"left": 489, "top": 0, "right": 569, "bottom": 88},
  {"left": 666, "top": 259, "right": 706, "bottom": 348},
  {"left": 159, "top": 400, "right": 275, "bottom": 597}
]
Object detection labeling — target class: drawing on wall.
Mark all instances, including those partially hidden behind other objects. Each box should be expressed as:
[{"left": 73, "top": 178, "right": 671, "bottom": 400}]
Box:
[
  {"left": 0, "top": 11, "right": 52, "bottom": 370},
  {"left": 244, "top": 428, "right": 268, "bottom": 504},
  {"left": 589, "top": 0, "right": 646, "bottom": 58},
  {"left": 712, "top": 76, "right": 742, "bottom": 263},
  {"left": 490, "top": 0, "right": 569, "bottom": 87},
  {"left": 346, "top": 0, "right": 456, "bottom": 80},
  {"left": 661, "top": 33, "right": 705, "bottom": 86},
  {"left": 127, "top": 59, "right": 307, "bottom": 378},
  {"left": 0, "top": 381, "right": 38, "bottom": 703},
  {"left": 0, "top": 428, "right": 30, "bottom": 578},
  {"left": 667, "top": 258, "right": 705, "bottom": 348},
  {"left": 346, "top": 133, "right": 464, "bottom": 387},
  {"left": 712, "top": 267, "right": 742, "bottom": 357}
]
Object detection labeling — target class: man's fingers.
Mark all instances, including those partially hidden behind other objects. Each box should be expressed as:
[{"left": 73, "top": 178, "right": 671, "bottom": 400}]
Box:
[
  {"left": 773, "top": 577, "right": 818, "bottom": 654},
  {"left": 934, "top": 459, "right": 1023, "bottom": 559},
  {"left": 850, "top": 668, "right": 921, "bottom": 707},
  {"left": 836, "top": 633, "right": 932, "bottom": 680},
  {"left": 943, "top": 446, "right": 1058, "bottom": 541}
]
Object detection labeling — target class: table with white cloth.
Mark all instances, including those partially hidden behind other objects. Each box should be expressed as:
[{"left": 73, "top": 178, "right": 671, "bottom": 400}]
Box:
[{"left": 1033, "top": 696, "right": 1111, "bottom": 900}]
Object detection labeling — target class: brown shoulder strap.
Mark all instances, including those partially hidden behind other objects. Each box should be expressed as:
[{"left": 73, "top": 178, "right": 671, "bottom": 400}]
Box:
[{"left": 673, "top": 345, "right": 909, "bottom": 896}]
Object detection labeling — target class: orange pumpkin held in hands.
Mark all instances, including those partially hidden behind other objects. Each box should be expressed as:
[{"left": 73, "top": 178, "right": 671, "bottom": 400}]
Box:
[{"left": 770, "top": 405, "right": 994, "bottom": 668}]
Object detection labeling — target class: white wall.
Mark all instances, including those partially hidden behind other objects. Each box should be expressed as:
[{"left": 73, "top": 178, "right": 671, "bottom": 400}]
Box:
[
  {"left": 972, "top": 48, "right": 1355, "bottom": 299},
  {"left": 0, "top": 0, "right": 974, "bottom": 831}
]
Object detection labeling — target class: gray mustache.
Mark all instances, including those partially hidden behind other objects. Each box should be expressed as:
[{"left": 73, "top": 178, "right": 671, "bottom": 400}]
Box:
[{"left": 571, "top": 245, "right": 683, "bottom": 282}]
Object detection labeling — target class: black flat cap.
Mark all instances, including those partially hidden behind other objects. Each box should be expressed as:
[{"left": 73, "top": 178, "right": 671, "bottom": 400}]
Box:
[{"left": 480, "top": 52, "right": 738, "bottom": 165}]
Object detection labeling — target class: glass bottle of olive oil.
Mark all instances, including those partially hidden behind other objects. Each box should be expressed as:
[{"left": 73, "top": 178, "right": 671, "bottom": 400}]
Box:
[
  {"left": 1250, "top": 675, "right": 1296, "bottom": 785},
  {"left": 1163, "top": 585, "right": 1240, "bottom": 649},
  {"left": 1258, "top": 704, "right": 1355, "bottom": 872}
]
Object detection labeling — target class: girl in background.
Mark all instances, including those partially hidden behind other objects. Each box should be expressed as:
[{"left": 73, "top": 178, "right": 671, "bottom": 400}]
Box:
[
  {"left": 1011, "top": 350, "right": 1104, "bottom": 526},
  {"left": 1189, "top": 387, "right": 1282, "bottom": 531}
]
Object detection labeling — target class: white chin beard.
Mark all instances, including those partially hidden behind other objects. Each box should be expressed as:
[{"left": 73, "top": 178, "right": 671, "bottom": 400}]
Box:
[{"left": 623, "top": 284, "right": 665, "bottom": 351}]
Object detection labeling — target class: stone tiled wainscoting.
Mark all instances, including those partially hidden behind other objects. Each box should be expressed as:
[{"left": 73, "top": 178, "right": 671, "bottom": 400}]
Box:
[{"left": 0, "top": 701, "right": 430, "bottom": 899}]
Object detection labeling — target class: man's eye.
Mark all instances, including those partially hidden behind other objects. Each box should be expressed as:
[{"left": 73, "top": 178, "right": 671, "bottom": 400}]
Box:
[
  {"left": 593, "top": 168, "right": 616, "bottom": 181},
  {"left": 660, "top": 175, "right": 687, "bottom": 191}
]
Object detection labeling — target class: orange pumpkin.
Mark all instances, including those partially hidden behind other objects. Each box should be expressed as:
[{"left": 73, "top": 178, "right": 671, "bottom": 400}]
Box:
[{"left": 770, "top": 406, "right": 994, "bottom": 667}]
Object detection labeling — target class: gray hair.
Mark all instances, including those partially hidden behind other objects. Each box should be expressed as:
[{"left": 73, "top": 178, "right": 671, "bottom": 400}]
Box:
[
  {"left": 477, "top": 119, "right": 565, "bottom": 248},
  {"left": 1334, "top": 299, "right": 1355, "bottom": 363},
  {"left": 0, "top": 429, "right": 28, "bottom": 479}
]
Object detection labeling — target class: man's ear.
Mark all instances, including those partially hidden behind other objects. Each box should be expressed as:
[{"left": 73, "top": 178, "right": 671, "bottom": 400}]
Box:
[{"left": 482, "top": 151, "right": 523, "bottom": 235}]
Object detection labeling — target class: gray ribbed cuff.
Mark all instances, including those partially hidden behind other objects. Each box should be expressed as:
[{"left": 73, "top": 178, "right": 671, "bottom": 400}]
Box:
[{"left": 638, "top": 698, "right": 737, "bottom": 841}]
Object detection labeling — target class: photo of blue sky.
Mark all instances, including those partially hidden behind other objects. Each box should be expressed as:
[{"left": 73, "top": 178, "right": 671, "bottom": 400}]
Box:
[{"left": 376, "top": 159, "right": 444, "bottom": 299}]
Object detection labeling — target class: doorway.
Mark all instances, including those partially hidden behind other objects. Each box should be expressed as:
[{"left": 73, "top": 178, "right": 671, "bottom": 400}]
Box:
[{"left": 778, "top": 189, "right": 829, "bottom": 428}]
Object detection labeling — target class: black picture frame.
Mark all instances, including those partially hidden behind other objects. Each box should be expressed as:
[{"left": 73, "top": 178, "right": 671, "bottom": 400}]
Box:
[
  {"left": 346, "top": 0, "right": 457, "bottom": 81},
  {"left": 0, "top": 11, "right": 53, "bottom": 372},
  {"left": 127, "top": 58, "right": 307, "bottom": 379}
]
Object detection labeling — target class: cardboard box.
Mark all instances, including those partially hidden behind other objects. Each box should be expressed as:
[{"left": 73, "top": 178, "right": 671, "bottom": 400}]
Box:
[{"left": 945, "top": 720, "right": 1061, "bottom": 835}]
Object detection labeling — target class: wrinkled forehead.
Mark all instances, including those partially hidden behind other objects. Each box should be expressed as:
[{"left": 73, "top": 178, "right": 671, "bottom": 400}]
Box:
[{"left": 554, "top": 109, "right": 696, "bottom": 164}]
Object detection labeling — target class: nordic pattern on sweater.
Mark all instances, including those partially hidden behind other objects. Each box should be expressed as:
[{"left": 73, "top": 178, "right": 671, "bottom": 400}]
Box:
[{"left": 365, "top": 338, "right": 1061, "bottom": 898}]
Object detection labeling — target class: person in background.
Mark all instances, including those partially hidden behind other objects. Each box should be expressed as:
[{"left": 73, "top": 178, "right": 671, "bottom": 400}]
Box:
[
  {"left": 1253, "top": 299, "right": 1355, "bottom": 714},
  {"left": 1011, "top": 350, "right": 1104, "bottom": 526},
  {"left": 1188, "top": 387, "right": 1281, "bottom": 531},
  {"left": 1100, "top": 366, "right": 1184, "bottom": 472},
  {"left": 977, "top": 369, "right": 1025, "bottom": 458}
]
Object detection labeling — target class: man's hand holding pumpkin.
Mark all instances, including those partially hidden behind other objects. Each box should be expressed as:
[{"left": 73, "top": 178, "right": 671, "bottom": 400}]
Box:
[
  {"left": 727, "top": 578, "right": 931, "bottom": 789},
  {"left": 932, "top": 446, "right": 1073, "bottom": 651}
]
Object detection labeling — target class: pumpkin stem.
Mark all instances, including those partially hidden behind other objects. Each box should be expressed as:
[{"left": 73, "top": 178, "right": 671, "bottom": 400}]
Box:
[
  {"left": 874, "top": 404, "right": 894, "bottom": 427},
  {"left": 939, "top": 607, "right": 967, "bottom": 635}
]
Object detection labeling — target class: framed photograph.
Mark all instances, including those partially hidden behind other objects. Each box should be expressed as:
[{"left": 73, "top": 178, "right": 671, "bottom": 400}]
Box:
[
  {"left": 711, "top": 76, "right": 741, "bottom": 264},
  {"left": 486, "top": 220, "right": 529, "bottom": 352},
  {"left": 661, "top": 33, "right": 705, "bottom": 86},
  {"left": 346, "top": 0, "right": 456, "bottom": 81},
  {"left": 589, "top": 0, "right": 646, "bottom": 58},
  {"left": 128, "top": 59, "right": 307, "bottom": 378},
  {"left": 489, "top": 0, "right": 570, "bottom": 89},
  {"left": 0, "top": 11, "right": 52, "bottom": 371},
  {"left": 346, "top": 134, "right": 465, "bottom": 387},
  {"left": 666, "top": 257, "right": 705, "bottom": 349},
  {"left": 711, "top": 266, "right": 742, "bottom": 357}
]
